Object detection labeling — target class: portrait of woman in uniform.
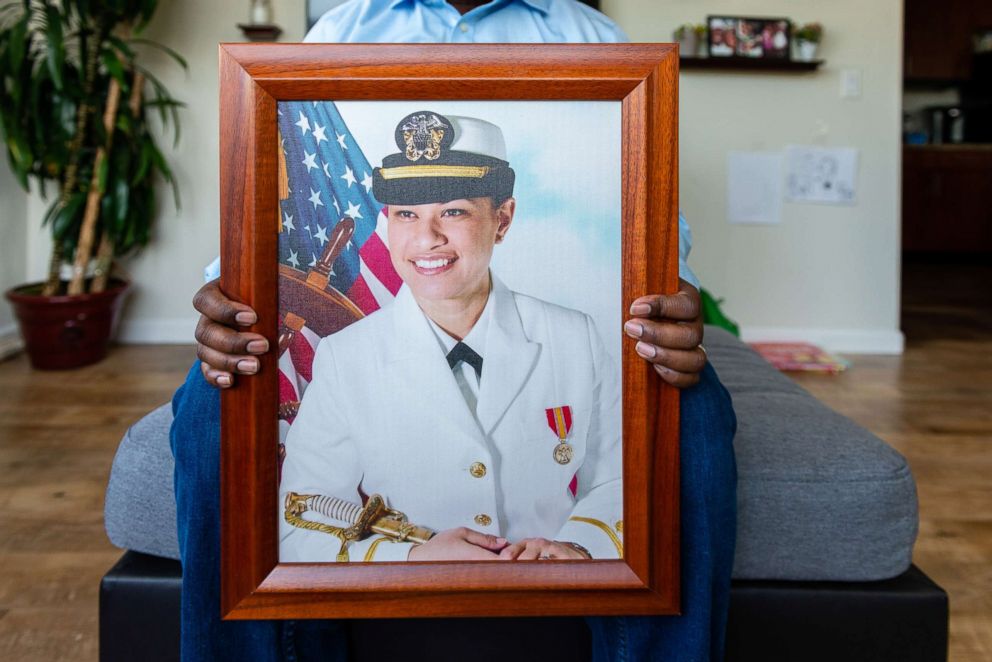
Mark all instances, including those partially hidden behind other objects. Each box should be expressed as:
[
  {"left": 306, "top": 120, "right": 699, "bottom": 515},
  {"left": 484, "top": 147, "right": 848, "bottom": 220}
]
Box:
[{"left": 273, "top": 101, "right": 624, "bottom": 564}]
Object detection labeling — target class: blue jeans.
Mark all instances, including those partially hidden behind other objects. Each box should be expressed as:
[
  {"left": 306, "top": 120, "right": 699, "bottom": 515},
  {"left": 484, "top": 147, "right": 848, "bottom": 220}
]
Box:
[{"left": 171, "top": 361, "right": 737, "bottom": 662}]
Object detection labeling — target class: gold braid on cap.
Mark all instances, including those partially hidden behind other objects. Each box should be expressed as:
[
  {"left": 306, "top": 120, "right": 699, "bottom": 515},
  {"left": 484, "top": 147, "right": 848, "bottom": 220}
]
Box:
[{"left": 378, "top": 165, "right": 491, "bottom": 180}]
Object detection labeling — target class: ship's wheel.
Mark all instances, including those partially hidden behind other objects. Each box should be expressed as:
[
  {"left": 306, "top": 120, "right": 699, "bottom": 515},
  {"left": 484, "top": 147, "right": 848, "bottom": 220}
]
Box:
[{"left": 277, "top": 216, "right": 362, "bottom": 423}]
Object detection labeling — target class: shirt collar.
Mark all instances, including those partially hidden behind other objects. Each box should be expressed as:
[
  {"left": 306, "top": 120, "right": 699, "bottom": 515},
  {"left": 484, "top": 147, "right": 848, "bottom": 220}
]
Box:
[
  {"left": 387, "top": 0, "right": 551, "bottom": 15},
  {"left": 425, "top": 288, "right": 493, "bottom": 360}
]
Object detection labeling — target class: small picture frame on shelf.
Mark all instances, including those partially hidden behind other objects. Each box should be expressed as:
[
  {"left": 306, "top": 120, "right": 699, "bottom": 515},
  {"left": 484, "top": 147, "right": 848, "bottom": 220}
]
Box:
[
  {"left": 736, "top": 18, "right": 765, "bottom": 58},
  {"left": 707, "top": 16, "right": 738, "bottom": 58},
  {"left": 707, "top": 16, "right": 791, "bottom": 60},
  {"left": 759, "top": 19, "right": 791, "bottom": 59}
]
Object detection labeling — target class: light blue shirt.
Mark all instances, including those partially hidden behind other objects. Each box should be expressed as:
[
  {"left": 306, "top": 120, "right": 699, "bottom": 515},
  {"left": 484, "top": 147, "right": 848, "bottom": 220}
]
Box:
[{"left": 206, "top": 0, "right": 698, "bottom": 288}]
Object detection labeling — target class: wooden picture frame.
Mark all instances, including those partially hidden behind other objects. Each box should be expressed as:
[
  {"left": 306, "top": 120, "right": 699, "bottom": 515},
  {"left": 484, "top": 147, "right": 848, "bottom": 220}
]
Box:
[{"left": 219, "top": 43, "right": 680, "bottom": 620}]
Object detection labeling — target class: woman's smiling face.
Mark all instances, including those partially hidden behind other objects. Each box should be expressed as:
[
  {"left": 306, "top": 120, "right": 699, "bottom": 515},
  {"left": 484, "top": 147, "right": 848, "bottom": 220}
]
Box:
[{"left": 386, "top": 196, "right": 515, "bottom": 307}]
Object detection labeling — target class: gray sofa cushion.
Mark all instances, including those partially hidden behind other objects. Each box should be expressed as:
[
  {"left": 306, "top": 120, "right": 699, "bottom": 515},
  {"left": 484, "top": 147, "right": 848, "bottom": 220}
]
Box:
[
  {"left": 104, "top": 404, "right": 180, "bottom": 560},
  {"left": 703, "top": 327, "right": 918, "bottom": 581},
  {"left": 104, "top": 327, "right": 919, "bottom": 580}
]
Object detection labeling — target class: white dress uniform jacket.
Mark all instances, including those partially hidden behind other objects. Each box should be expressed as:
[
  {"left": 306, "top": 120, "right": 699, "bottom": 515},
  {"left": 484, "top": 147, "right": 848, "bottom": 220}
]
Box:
[{"left": 279, "top": 274, "right": 623, "bottom": 561}]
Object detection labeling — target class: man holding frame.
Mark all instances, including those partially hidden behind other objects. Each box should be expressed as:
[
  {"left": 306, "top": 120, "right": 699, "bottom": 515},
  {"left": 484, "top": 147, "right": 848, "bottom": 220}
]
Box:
[{"left": 173, "top": 1, "right": 737, "bottom": 660}]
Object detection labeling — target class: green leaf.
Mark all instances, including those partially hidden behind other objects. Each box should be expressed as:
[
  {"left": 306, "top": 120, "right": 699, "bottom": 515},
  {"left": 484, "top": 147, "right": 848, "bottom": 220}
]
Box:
[
  {"left": 106, "top": 34, "right": 134, "bottom": 59},
  {"left": 101, "top": 49, "right": 126, "bottom": 86},
  {"left": 112, "top": 173, "right": 128, "bottom": 232},
  {"left": 6, "top": 131, "right": 32, "bottom": 183},
  {"left": 9, "top": 13, "right": 27, "bottom": 72},
  {"left": 131, "top": 139, "right": 150, "bottom": 184},
  {"left": 130, "top": 36, "right": 187, "bottom": 69},
  {"left": 44, "top": 4, "right": 64, "bottom": 90},
  {"left": 50, "top": 191, "right": 86, "bottom": 242}
]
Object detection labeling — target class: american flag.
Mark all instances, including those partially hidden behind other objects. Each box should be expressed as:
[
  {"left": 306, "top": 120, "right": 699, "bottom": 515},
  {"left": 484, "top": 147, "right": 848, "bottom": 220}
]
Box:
[{"left": 276, "top": 101, "right": 401, "bottom": 436}]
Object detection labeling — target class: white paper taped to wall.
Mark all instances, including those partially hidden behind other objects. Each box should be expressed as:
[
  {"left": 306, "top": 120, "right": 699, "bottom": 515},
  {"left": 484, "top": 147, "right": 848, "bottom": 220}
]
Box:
[
  {"left": 785, "top": 146, "right": 859, "bottom": 205},
  {"left": 727, "top": 151, "right": 783, "bottom": 225}
]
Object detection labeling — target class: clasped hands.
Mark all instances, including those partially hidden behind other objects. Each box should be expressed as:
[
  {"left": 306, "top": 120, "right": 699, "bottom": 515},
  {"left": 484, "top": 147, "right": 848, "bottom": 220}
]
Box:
[
  {"left": 407, "top": 527, "right": 589, "bottom": 561},
  {"left": 193, "top": 277, "right": 708, "bottom": 388}
]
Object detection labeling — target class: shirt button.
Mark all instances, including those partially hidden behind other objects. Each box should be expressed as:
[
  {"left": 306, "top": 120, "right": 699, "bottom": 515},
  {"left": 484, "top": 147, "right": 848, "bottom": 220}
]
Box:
[
  {"left": 469, "top": 462, "right": 487, "bottom": 478},
  {"left": 474, "top": 514, "right": 492, "bottom": 527},
  {"left": 459, "top": 23, "right": 469, "bottom": 33}
]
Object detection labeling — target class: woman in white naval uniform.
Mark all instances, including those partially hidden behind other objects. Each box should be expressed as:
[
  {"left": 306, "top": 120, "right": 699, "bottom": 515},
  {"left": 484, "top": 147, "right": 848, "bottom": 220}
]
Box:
[{"left": 279, "top": 111, "right": 623, "bottom": 563}]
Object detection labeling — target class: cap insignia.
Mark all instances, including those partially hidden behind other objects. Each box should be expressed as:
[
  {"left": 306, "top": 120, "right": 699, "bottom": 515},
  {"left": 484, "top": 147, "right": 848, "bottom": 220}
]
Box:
[{"left": 397, "top": 112, "right": 452, "bottom": 162}]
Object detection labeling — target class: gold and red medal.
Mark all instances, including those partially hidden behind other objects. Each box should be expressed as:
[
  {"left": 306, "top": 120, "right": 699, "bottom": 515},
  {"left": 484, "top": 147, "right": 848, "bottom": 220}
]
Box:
[{"left": 545, "top": 406, "right": 574, "bottom": 465}]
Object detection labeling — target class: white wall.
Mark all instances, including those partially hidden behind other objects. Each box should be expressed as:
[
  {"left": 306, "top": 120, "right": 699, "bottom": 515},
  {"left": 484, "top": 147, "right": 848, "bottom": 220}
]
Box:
[
  {"left": 0, "top": 161, "right": 28, "bottom": 353},
  {"left": 604, "top": 0, "right": 905, "bottom": 353},
  {"left": 10, "top": 0, "right": 904, "bottom": 353}
]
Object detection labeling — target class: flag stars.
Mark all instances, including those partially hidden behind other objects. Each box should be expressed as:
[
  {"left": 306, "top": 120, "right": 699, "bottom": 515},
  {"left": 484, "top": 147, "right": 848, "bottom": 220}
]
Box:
[
  {"left": 283, "top": 213, "right": 295, "bottom": 235},
  {"left": 287, "top": 249, "right": 300, "bottom": 269},
  {"left": 361, "top": 171, "right": 373, "bottom": 193},
  {"left": 336, "top": 132, "right": 348, "bottom": 149},
  {"left": 295, "top": 111, "right": 311, "bottom": 135},
  {"left": 322, "top": 162, "right": 332, "bottom": 179},
  {"left": 302, "top": 151, "right": 319, "bottom": 173},
  {"left": 309, "top": 253, "right": 318, "bottom": 268},
  {"left": 313, "top": 122, "right": 328, "bottom": 145},
  {"left": 341, "top": 165, "right": 357, "bottom": 188},
  {"left": 314, "top": 223, "right": 329, "bottom": 246},
  {"left": 344, "top": 201, "right": 363, "bottom": 220},
  {"left": 332, "top": 197, "right": 340, "bottom": 215},
  {"left": 308, "top": 187, "right": 324, "bottom": 210}
]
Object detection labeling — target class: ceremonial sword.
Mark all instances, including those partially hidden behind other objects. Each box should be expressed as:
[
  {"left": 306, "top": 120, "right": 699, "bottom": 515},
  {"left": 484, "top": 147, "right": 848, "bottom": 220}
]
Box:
[{"left": 284, "top": 491, "right": 435, "bottom": 561}]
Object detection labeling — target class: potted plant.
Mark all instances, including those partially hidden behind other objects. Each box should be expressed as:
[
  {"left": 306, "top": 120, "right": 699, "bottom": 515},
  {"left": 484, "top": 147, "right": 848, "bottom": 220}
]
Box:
[
  {"left": 0, "top": 0, "right": 184, "bottom": 369},
  {"left": 673, "top": 23, "right": 707, "bottom": 58},
  {"left": 792, "top": 22, "right": 823, "bottom": 61}
]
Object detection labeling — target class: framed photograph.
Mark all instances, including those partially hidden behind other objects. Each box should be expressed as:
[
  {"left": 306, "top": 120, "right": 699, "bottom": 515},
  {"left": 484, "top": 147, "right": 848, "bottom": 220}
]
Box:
[
  {"left": 708, "top": 16, "right": 791, "bottom": 60},
  {"left": 707, "top": 16, "right": 738, "bottom": 58},
  {"left": 219, "top": 43, "right": 680, "bottom": 620},
  {"left": 736, "top": 18, "right": 765, "bottom": 58},
  {"left": 759, "top": 19, "right": 791, "bottom": 59}
]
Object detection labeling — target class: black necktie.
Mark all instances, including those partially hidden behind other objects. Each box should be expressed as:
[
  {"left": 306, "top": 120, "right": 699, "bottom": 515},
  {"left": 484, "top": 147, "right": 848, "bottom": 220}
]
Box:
[{"left": 446, "top": 342, "right": 483, "bottom": 379}]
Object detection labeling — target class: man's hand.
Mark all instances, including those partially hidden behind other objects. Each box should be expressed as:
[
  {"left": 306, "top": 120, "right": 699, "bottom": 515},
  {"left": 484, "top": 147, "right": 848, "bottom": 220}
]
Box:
[
  {"left": 624, "top": 278, "right": 706, "bottom": 388},
  {"left": 193, "top": 279, "right": 268, "bottom": 388},
  {"left": 498, "top": 538, "right": 590, "bottom": 561},
  {"left": 407, "top": 527, "right": 508, "bottom": 561}
]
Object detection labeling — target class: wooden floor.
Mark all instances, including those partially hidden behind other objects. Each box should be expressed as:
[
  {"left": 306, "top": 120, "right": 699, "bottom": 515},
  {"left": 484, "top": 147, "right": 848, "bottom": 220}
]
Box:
[
  {"left": 0, "top": 344, "right": 195, "bottom": 662},
  {"left": 0, "top": 260, "right": 989, "bottom": 661}
]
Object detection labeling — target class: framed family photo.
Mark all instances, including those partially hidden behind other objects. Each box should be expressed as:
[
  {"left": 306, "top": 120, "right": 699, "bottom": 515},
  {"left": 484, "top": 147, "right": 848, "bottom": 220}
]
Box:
[
  {"left": 708, "top": 15, "right": 791, "bottom": 59},
  {"left": 219, "top": 43, "right": 680, "bottom": 620}
]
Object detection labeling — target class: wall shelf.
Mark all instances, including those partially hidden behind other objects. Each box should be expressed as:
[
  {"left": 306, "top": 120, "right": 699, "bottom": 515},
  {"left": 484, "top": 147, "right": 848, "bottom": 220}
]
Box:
[{"left": 680, "top": 57, "right": 823, "bottom": 72}]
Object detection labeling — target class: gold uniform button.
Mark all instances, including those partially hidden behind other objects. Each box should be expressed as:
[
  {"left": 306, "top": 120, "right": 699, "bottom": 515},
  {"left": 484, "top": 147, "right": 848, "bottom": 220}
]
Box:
[
  {"left": 469, "top": 462, "right": 487, "bottom": 478},
  {"left": 474, "top": 514, "right": 492, "bottom": 527}
]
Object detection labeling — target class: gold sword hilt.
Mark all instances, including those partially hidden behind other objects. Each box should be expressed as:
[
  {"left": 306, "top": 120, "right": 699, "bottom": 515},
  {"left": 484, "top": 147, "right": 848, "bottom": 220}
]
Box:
[{"left": 284, "top": 492, "right": 435, "bottom": 545}]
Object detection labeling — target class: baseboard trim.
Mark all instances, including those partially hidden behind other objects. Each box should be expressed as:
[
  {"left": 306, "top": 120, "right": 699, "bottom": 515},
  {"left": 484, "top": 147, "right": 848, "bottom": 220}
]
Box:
[
  {"left": 740, "top": 327, "right": 905, "bottom": 355},
  {"left": 0, "top": 324, "right": 24, "bottom": 360},
  {"left": 117, "top": 317, "right": 198, "bottom": 345}
]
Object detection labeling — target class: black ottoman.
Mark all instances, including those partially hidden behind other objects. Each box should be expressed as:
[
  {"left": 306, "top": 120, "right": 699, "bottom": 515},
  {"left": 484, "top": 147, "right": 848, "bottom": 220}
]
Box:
[{"left": 100, "top": 552, "right": 947, "bottom": 662}]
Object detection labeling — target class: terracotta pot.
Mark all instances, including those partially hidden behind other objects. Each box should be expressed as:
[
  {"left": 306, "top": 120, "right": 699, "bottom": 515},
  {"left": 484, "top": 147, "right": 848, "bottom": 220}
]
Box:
[{"left": 5, "top": 279, "right": 130, "bottom": 370}]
